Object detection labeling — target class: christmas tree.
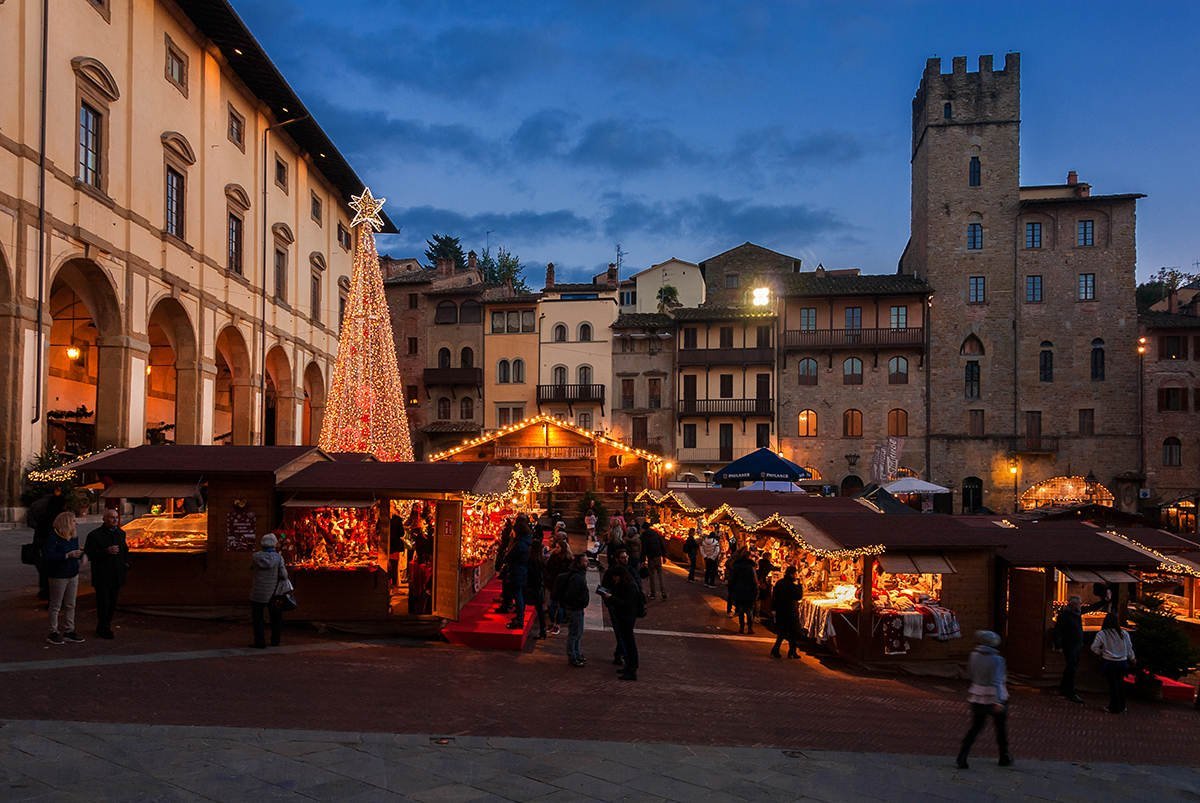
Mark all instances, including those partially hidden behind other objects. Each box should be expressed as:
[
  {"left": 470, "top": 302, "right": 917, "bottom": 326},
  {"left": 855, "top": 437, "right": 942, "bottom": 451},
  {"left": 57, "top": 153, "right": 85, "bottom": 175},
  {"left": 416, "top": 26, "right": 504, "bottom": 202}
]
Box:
[{"left": 318, "top": 188, "right": 415, "bottom": 461}]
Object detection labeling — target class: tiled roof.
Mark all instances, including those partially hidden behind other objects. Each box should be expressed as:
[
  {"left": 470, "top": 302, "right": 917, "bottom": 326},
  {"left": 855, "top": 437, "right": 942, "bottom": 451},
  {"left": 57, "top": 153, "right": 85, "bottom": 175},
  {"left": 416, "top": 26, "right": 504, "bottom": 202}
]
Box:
[
  {"left": 701, "top": 242, "right": 802, "bottom": 265},
  {"left": 421, "top": 421, "right": 484, "bottom": 434},
  {"left": 1140, "top": 311, "right": 1200, "bottom": 330},
  {"left": 546, "top": 282, "right": 607, "bottom": 293},
  {"left": 782, "top": 272, "right": 930, "bottom": 297},
  {"left": 481, "top": 288, "right": 541, "bottom": 303},
  {"left": 382, "top": 271, "right": 435, "bottom": 286},
  {"left": 421, "top": 283, "right": 490, "bottom": 297},
  {"left": 278, "top": 461, "right": 491, "bottom": 494},
  {"left": 77, "top": 445, "right": 318, "bottom": 475},
  {"left": 672, "top": 306, "right": 776, "bottom": 321},
  {"left": 1019, "top": 193, "right": 1145, "bottom": 206},
  {"left": 612, "top": 313, "right": 675, "bottom": 330}
]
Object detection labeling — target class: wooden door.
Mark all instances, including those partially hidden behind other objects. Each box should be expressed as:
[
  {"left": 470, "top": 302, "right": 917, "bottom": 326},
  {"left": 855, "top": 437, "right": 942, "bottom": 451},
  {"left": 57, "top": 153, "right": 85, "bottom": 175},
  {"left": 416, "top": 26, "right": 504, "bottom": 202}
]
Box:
[
  {"left": 1005, "top": 568, "right": 1048, "bottom": 677},
  {"left": 433, "top": 501, "right": 462, "bottom": 619},
  {"left": 719, "top": 424, "right": 734, "bottom": 461}
]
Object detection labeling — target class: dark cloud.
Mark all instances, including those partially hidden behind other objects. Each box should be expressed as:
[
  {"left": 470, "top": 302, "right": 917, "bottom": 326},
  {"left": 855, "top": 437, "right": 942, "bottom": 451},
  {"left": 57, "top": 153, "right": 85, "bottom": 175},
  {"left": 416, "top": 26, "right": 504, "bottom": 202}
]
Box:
[
  {"left": 309, "top": 100, "right": 496, "bottom": 167},
  {"left": 733, "top": 127, "right": 865, "bottom": 170},
  {"left": 381, "top": 205, "right": 594, "bottom": 249},
  {"left": 600, "top": 193, "right": 849, "bottom": 244},
  {"left": 510, "top": 109, "right": 578, "bottom": 159},
  {"left": 569, "top": 118, "right": 704, "bottom": 171}
]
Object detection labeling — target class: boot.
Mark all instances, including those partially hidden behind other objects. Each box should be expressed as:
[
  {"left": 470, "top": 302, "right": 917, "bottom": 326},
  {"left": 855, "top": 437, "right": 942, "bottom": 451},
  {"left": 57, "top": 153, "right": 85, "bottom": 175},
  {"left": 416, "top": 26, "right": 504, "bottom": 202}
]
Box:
[{"left": 770, "top": 650, "right": 781, "bottom": 659}]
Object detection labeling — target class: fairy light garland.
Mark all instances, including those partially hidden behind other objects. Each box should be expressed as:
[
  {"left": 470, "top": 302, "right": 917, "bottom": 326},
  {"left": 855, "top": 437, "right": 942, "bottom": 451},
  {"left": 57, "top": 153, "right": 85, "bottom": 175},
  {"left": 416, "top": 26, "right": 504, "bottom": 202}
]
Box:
[
  {"left": 27, "top": 447, "right": 113, "bottom": 484},
  {"left": 1101, "top": 529, "right": 1200, "bottom": 579},
  {"left": 635, "top": 488, "right": 705, "bottom": 515},
  {"left": 706, "top": 503, "right": 885, "bottom": 559},
  {"left": 430, "top": 414, "right": 665, "bottom": 465},
  {"left": 318, "top": 188, "right": 414, "bottom": 462}
]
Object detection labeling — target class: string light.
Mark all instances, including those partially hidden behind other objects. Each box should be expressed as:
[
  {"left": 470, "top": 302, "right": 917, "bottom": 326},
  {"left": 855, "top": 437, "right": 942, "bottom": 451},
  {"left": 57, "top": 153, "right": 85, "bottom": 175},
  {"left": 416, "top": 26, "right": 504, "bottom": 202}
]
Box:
[
  {"left": 704, "top": 503, "right": 885, "bottom": 559},
  {"left": 26, "top": 447, "right": 113, "bottom": 484},
  {"left": 430, "top": 414, "right": 665, "bottom": 465},
  {"left": 635, "top": 488, "right": 705, "bottom": 515},
  {"left": 1100, "top": 528, "right": 1200, "bottom": 579},
  {"left": 318, "top": 189, "right": 414, "bottom": 461}
]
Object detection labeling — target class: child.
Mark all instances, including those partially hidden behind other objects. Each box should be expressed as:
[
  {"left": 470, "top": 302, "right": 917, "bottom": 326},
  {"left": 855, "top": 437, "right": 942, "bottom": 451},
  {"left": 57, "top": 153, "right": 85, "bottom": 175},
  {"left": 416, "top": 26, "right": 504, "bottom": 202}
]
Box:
[{"left": 584, "top": 510, "right": 597, "bottom": 543}]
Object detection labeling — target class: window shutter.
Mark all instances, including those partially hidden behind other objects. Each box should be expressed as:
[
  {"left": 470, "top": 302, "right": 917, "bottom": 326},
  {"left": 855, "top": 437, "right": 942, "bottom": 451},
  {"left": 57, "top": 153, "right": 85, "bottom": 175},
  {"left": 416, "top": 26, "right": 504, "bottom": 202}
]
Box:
[
  {"left": 1158, "top": 388, "right": 1167, "bottom": 412},
  {"left": 1184, "top": 338, "right": 1191, "bottom": 360}
]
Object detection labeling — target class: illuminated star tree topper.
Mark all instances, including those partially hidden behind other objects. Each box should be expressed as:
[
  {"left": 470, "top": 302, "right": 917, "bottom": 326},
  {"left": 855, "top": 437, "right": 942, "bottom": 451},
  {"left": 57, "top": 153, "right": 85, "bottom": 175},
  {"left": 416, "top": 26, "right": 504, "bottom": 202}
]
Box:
[{"left": 318, "top": 188, "right": 415, "bottom": 461}]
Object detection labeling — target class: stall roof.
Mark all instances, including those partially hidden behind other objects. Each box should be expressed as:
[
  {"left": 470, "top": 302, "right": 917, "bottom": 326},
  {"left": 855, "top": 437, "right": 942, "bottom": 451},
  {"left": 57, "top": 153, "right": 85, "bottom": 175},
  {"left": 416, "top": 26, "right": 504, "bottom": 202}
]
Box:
[
  {"left": 80, "top": 445, "right": 320, "bottom": 475},
  {"left": 101, "top": 482, "right": 201, "bottom": 499},
  {"left": 1060, "top": 567, "right": 1140, "bottom": 584},
  {"left": 878, "top": 553, "right": 957, "bottom": 574},
  {"left": 1115, "top": 527, "right": 1200, "bottom": 553},
  {"left": 802, "top": 512, "right": 1007, "bottom": 551},
  {"left": 277, "top": 461, "right": 497, "bottom": 495},
  {"left": 996, "top": 523, "right": 1162, "bottom": 568},
  {"left": 672, "top": 488, "right": 868, "bottom": 513}
]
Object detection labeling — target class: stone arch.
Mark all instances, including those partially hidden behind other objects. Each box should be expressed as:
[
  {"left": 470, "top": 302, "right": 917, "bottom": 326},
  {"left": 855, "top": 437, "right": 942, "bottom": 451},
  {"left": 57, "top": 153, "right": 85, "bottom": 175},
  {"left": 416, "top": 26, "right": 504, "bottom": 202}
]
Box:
[
  {"left": 214, "top": 325, "right": 253, "bottom": 444},
  {"left": 224, "top": 183, "right": 251, "bottom": 211},
  {"left": 302, "top": 361, "right": 326, "bottom": 446},
  {"left": 264, "top": 345, "right": 296, "bottom": 445},
  {"left": 160, "top": 131, "right": 196, "bottom": 165},
  {"left": 271, "top": 222, "right": 295, "bottom": 245},
  {"left": 71, "top": 56, "right": 120, "bottom": 102},
  {"left": 145, "top": 296, "right": 200, "bottom": 444},
  {"left": 46, "top": 258, "right": 125, "bottom": 451},
  {"left": 839, "top": 475, "right": 864, "bottom": 497},
  {"left": 960, "top": 334, "right": 985, "bottom": 356}
]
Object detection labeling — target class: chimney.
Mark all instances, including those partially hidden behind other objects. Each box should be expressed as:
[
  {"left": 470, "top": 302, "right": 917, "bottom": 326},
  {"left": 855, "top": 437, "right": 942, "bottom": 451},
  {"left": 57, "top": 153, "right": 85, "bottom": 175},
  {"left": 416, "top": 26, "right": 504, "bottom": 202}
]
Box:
[
  {"left": 1168, "top": 286, "right": 1179, "bottom": 314},
  {"left": 1066, "top": 170, "right": 1078, "bottom": 185},
  {"left": 545, "top": 262, "right": 556, "bottom": 288},
  {"left": 467, "top": 250, "right": 477, "bottom": 270},
  {"left": 815, "top": 263, "right": 826, "bottom": 277},
  {"left": 437, "top": 257, "right": 452, "bottom": 277},
  {"left": 606, "top": 262, "right": 618, "bottom": 288}
]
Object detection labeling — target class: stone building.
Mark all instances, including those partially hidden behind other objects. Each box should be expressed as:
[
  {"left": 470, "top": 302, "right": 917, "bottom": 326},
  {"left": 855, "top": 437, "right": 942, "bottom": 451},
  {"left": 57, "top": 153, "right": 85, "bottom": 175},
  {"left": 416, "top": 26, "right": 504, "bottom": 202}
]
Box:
[
  {"left": 610, "top": 312, "right": 675, "bottom": 455},
  {"left": 900, "top": 53, "right": 1142, "bottom": 513},
  {"left": 420, "top": 258, "right": 485, "bottom": 456},
  {"left": 481, "top": 288, "right": 541, "bottom": 430},
  {"left": 0, "top": 0, "right": 389, "bottom": 516},
  {"left": 776, "top": 269, "right": 930, "bottom": 494},
  {"left": 381, "top": 259, "right": 433, "bottom": 456},
  {"left": 699, "top": 243, "right": 802, "bottom": 307}
]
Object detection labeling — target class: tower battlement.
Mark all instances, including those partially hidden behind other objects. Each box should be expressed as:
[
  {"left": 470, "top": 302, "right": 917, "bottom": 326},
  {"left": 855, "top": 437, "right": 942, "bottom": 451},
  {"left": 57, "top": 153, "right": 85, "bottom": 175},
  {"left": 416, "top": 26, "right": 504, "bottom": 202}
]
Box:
[{"left": 912, "top": 53, "right": 1020, "bottom": 156}]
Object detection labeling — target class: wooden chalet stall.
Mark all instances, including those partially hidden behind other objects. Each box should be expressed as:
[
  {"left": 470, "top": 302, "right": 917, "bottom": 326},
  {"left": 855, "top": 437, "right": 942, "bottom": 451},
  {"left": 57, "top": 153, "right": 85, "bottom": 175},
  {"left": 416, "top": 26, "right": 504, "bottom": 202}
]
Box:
[
  {"left": 74, "top": 446, "right": 520, "bottom": 627},
  {"left": 430, "top": 414, "right": 665, "bottom": 508}
]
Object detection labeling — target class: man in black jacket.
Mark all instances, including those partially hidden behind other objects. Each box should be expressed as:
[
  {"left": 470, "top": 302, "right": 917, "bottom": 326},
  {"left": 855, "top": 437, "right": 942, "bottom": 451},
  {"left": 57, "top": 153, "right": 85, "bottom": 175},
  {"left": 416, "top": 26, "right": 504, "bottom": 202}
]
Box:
[
  {"left": 83, "top": 508, "right": 128, "bottom": 639},
  {"left": 769, "top": 566, "right": 802, "bottom": 659},
  {"left": 1053, "top": 594, "right": 1085, "bottom": 703},
  {"left": 600, "top": 547, "right": 640, "bottom": 680},
  {"left": 641, "top": 525, "right": 668, "bottom": 601},
  {"left": 557, "top": 553, "right": 591, "bottom": 667}
]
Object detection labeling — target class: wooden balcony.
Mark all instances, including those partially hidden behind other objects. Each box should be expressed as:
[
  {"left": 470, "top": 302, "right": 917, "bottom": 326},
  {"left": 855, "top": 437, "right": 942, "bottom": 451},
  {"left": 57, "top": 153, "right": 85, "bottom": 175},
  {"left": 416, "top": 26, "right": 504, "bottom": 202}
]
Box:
[
  {"left": 495, "top": 445, "right": 595, "bottom": 460},
  {"left": 536, "top": 383, "right": 606, "bottom": 404},
  {"left": 782, "top": 327, "right": 924, "bottom": 350},
  {"left": 422, "top": 367, "right": 483, "bottom": 386},
  {"left": 676, "top": 398, "right": 773, "bottom": 417},
  {"left": 1009, "top": 436, "right": 1060, "bottom": 455},
  {"left": 677, "top": 347, "right": 775, "bottom": 366}
]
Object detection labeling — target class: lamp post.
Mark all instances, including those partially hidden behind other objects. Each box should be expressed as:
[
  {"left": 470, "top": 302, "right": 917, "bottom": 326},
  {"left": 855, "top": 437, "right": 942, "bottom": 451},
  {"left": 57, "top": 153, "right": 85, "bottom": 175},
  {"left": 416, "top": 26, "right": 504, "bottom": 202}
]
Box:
[
  {"left": 1009, "top": 457, "right": 1019, "bottom": 513},
  {"left": 1137, "top": 336, "right": 1147, "bottom": 478}
]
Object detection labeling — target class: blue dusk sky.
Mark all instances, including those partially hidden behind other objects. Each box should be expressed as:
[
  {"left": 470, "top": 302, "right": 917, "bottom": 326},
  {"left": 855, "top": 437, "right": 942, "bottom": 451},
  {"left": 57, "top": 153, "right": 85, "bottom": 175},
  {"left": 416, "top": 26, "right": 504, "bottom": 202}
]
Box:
[{"left": 233, "top": 0, "right": 1199, "bottom": 284}]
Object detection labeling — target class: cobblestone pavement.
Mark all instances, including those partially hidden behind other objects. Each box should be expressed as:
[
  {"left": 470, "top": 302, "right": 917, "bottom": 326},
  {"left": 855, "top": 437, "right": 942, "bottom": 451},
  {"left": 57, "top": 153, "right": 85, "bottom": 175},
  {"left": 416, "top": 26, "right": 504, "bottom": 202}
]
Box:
[
  {"left": 3, "top": 719, "right": 1199, "bottom": 802},
  {"left": 3, "top": 526, "right": 1200, "bottom": 800}
]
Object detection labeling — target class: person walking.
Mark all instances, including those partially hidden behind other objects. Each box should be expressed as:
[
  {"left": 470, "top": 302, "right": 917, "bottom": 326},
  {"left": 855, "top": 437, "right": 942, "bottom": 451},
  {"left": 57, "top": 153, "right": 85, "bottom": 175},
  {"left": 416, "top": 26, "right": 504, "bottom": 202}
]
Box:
[
  {"left": 624, "top": 525, "right": 643, "bottom": 575},
  {"left": 956, "top": 630, "right": 1012, "bottom": 769},
  {"left": 770, "top": 566, "right": 802, "bottom": 658},
  {"left": 43, "top": 500, "right": 87, "bottom": 645},
  {"left": 83, "top": 508, "right": 128, "bottom": 639},
  {"left": 683, "top": 528, "right": 700, "bottom": 582},
  {"left": 506, "top": 515, "right": 533, "bottom": 630},
  {"left": 249, "top": 533, "right": 289, "bottom": 648},
  {"left": 728, "top": 548, "right": 759, "bottom": 634},
  {"left": 607, "top": 519, "right": 626, "bottom": 566},
  {"left": 544, "top": 535, "right": 573, "bottom": 636},
  {"left": 29, "top": 488, "right": 66, "bottom": 602},
  {"left": 495, "top": 517, "right": 515, "bottom": 614},
  {"left": 599, "top": 547, "right": 640, "bottom": 681},
  {"left": 641, "top": 525, "right": 668, "bottom": 600},
  {"left": 700, "top": 529, "right": 722, "bottom": 588},
  {"left": 585, "top": 510, "right": 597, "bottom": 544},
  {"left": 558, "top": 553, "right": 591, "bottom": 667},
  {"left": 526, "top": 531, "right": 548, "bottom": 639},
  {"left": 1053, "top": 595, "right": 1086, "bottom": 703},
  {"left": 1091, "top": 612, "right": 1136, "bottom": 714}
]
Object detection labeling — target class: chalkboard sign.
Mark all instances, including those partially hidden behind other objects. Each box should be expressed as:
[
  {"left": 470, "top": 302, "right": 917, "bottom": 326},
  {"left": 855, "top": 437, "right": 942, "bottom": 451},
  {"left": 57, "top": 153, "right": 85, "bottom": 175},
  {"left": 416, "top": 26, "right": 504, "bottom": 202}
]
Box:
[{"left": 226, "top": 508, "right": 257, "bottom": 552}]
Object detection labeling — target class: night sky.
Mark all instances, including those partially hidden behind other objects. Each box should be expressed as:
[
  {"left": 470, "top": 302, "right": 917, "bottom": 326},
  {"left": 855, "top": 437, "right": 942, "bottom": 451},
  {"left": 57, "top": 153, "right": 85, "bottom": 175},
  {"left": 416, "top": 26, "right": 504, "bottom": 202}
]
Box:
[{"left": 233, "top": 0, "right": 1200, "bottom": 284}]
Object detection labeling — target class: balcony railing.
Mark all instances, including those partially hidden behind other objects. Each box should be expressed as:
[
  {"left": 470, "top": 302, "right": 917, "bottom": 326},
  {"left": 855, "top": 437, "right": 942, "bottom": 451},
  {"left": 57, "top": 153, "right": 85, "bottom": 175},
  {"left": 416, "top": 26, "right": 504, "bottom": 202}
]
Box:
[
  {"left": 536, "top": 383, "right": 606, "bottom": 404},
  {"left": 495, "top": 445, "right": 595, "bottom": 460},
  {"left": 422, "top": 367, "right": 483, "bottom": 386},
  {"left": 676, "top": 447, "right": 733, "bottom": 463},
  {"left": 782, "top": 327, "right": 924, "bottom": 350},
  {"left": 1009, "top": 436, "right": 1060, "bottom": 454},
  {"left": 677, "top": 347, "right": 775, "bottom": 366},
  {"left": 677, "top": 398, "right": 773, "bottom": 417}
]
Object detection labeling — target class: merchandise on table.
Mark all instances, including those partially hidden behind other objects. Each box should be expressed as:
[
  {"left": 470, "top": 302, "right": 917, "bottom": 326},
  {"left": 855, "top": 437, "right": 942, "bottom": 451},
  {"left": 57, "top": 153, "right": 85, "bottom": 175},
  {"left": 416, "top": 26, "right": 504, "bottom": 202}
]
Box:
[
  {"left": 123, "top": 513, "right": 208, "bottom": 552},
  {"left": 872, "top": 570, "right": 961, "bottom": 654}
]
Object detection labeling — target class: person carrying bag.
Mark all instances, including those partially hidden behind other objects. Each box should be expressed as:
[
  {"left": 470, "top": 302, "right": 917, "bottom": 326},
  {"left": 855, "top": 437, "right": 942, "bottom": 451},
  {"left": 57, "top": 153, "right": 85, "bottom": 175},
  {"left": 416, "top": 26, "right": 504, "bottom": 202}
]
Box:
[{"left": 250, "top": 533, "right": 290, "bottom": 648}]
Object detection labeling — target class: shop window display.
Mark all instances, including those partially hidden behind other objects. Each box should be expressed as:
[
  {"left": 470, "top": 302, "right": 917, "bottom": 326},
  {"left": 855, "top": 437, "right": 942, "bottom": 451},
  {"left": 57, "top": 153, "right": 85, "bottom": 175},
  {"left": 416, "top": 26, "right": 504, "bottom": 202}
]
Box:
[
  {"left": 123, "top": 497, "right": 208, "bottom": 553},
  {"left": 872, "top": 570, "right": 961, "bottom": 654}
]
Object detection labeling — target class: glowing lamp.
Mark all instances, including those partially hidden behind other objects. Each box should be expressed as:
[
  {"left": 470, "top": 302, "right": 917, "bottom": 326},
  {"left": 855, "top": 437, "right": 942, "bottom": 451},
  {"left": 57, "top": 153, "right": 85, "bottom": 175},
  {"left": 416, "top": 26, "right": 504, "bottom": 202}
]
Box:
[
  {"left": 1009, "top": 465, "right": 1018, "bottom": 475},
  {"left": 752, "top": 287, "right": 770, "bottom": 306},
  {"left": 65, "top": 345, "right": 81, "bottom": 361},
  {"left": 664, "top": 462, "right": 674, "bottom": 471},
  {"left": 146, "top": 365, "right": 152, "bottom": 376}
]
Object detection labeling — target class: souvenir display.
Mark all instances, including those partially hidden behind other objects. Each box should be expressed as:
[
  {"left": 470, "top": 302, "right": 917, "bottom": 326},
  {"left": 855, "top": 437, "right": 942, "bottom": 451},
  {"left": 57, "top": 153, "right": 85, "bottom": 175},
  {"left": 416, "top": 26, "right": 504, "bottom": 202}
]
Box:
[
  {"left": 278, "top": 505, "right": 381, "bottom": 569},
  {"left": 124, "top": 513, "right": 208, "bottom": 552}
]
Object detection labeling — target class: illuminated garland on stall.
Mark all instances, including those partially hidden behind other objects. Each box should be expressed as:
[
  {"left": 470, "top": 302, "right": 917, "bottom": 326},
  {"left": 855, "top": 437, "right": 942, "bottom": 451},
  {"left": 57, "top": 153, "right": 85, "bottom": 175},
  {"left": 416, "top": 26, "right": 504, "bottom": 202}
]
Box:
[
  {"left": 459, "top": 465, "right": 562, "bottom": 568},
  {"left": 705, "top": 503, "right": 885, "bottom": 559},
  {"left": 1101, "top": 529, "right": 1200, "bottom": 579},
  {"left": 634, "top": 488, "right": 706, "bottom": 515},
  {"left": 430, "top": 413, "right": 665, "bottom": 466},
  {"left": 26, "top": 447, "right": 115, "bottom": 484}
]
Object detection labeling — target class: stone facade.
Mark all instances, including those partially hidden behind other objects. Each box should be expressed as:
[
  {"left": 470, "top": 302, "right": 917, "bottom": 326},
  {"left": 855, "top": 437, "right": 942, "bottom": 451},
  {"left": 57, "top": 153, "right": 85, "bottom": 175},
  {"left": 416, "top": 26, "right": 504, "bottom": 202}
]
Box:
[
  {"left": 901, "top": 53, "right": 1142, "bottom": 512},
  {"left": 610, "top": 313, "right": 676, "bottom": 457},
  {"left": 1139, "top": 311, "right": 1200, "bottom": 513},
  {"left": 699, "top": 243, "right": 801, "bottom": 307}
]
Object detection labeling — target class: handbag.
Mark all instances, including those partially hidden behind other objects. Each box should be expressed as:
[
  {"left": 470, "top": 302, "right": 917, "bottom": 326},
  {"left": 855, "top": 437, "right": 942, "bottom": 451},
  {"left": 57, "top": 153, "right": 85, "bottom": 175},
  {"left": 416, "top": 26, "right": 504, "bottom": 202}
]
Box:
[
  {"left": 270, "top": 574, "right": 297, "bottom": 612},
  {"left": 20, "top": 543, "right": 40, "bottom": 566}
]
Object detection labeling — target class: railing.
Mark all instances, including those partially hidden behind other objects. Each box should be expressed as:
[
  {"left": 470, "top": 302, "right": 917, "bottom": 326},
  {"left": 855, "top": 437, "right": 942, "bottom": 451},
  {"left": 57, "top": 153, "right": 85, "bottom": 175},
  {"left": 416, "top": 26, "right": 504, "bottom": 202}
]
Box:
[
  {"left": 676, "top": 398, "right": 773, "bottom": 417},
  {"left": 677, "top": 347, "right": 775, "bottom": 366},
  {"left": 676, "top": 447, "right": 735, "bottom": 463},
  {"left": 422, "top": 367, "right": 483, "bottom": 386},
  {"left": 495, "top": 445, "right": 595, "bottom": 460},
  {"left": 536, "top": 383, "right": 606, "bottom": 404},
  {"left": 782, "top": 327, "right": 924, "bottom": 349},
  {"left": 1009, "top": 436, "right": 1060, "bottom": 454}
]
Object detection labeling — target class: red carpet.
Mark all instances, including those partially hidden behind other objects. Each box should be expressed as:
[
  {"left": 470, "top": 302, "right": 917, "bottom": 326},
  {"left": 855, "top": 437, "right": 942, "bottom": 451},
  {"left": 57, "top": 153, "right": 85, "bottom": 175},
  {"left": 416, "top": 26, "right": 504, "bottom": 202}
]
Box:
[{"left": 441, "top": 576, "right": 537, "bottom": 650}]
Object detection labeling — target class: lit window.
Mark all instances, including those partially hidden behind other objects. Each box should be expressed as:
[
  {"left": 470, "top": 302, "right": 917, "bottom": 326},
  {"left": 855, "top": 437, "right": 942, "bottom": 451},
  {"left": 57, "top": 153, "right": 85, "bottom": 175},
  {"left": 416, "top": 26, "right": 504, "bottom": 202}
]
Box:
[
  {"left": 752, "top": 287, "right": 770, "bottom": 306},
  {"left": 797, "top": 409, "right": 817, "bottom": 437}
]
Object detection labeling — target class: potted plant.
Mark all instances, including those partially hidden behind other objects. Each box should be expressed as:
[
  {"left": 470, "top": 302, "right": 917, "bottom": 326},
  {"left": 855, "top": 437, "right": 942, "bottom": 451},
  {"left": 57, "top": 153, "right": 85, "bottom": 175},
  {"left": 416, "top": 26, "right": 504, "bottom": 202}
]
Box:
[{"left": 1128, "top": 594, "right": 1200, "bottom": 700}]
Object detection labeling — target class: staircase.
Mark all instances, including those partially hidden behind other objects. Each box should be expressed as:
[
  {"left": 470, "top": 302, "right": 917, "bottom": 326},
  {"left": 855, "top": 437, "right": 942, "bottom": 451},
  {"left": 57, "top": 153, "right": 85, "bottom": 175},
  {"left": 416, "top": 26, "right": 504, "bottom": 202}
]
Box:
[{"left": 441, "top": 576, "right": 537, "bottom": 650}]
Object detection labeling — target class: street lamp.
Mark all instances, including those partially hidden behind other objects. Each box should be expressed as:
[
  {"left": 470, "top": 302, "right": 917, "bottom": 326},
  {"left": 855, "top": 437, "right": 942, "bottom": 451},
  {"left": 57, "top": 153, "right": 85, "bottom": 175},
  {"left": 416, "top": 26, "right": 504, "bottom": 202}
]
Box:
[
  {"left": 1008, "top": 457, "right": 1019, "bottom": 513},
  {"left": 1137, "top": 337, "right": 1147, "bottom": 477}
]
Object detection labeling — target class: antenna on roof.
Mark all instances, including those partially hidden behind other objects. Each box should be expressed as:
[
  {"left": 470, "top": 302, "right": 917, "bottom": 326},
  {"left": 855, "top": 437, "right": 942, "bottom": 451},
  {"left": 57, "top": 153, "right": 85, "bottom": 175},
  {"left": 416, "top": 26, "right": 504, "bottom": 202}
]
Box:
[{"left": 616, "top": 243, "right": 627, "bottom": 275}]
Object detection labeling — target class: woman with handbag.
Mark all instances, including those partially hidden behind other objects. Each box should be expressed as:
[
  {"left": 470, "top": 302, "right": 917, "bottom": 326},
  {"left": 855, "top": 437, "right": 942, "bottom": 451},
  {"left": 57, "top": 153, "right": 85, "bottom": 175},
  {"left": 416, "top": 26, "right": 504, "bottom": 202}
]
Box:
[
  {"left": 1091, "top": 612, "right": 1136, "bottom": 714},
  {"left": 249, "top": 533, "right": 290, "bottom": 648}
]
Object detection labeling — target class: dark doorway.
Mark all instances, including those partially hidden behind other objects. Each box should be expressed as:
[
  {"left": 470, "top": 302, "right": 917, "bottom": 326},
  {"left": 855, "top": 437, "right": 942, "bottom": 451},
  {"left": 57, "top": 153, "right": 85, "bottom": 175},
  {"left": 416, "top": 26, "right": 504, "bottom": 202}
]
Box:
[
  {"left": 962, "top": 476, "right": 983, "bottom": 513},
  {"left": 839, "top": 474, "right": 864, "bottom": 496},
  {"left": 718, "top": 424, "right": 734, "bottom": 462}
]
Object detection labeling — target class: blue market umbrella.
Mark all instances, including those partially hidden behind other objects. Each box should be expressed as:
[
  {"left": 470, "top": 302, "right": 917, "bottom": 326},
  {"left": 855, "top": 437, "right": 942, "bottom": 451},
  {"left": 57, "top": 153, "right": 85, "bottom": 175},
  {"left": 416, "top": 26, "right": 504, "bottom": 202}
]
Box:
[{"left": 712, "top": 448, "right": 811, "bottom": 485}]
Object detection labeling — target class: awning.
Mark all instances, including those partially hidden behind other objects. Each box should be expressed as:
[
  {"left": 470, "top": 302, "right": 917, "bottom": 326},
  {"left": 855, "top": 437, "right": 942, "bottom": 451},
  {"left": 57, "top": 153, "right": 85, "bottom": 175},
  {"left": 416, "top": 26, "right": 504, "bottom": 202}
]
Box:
[
  {"left": 101, "top": 482, "right": 199, "bottom": 499},
  {"left": 1060, "top": 567, "right": 1140, "bottom": 584},
  {"left": 877, "top": 553, "right": 958, "bottom": 574},
  {"left": 281, "top": 498, "right": 376, "bottom": 509}
]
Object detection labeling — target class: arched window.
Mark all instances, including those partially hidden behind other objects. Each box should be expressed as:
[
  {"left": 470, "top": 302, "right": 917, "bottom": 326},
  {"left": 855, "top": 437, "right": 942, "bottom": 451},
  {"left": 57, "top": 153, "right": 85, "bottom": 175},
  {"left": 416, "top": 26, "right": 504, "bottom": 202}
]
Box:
[
  {"left": 578, "top": 323, "right": 592, "bottom": 342},
  {"left": 842, "top": 409, "right": 863, "bottom": 437},
  {"left": 460, "top": 396, "right": 474, "bottom": 420},
  {"left": 1091, "top": 338, "right": 1105, "bottom": 381},
  {"left": 888, "top": 356, "right": 908, "bottom": 385},
  {"left": 797, "top": 358, "right": 818, "bottom": 386},
  {"left": 460, "top": 347, "right": 474, "bottom": 369},
  {"left": 968, "top": 156, "right": 981, "bottom": 187},
  {"left": 960, "top": 334, "right": 985, "bottom": 355},
  {"left": 578, "top": 365, "right": 592, "bottom": 385},
  {"left": 1039, "top": 341, "right": 1053, "bottom": 382},
  {"left": 459, "top": 300, "right": 482, "bottom": 323},
  {"left": 434, "top": 300, "right": 458, "bottom": 324},
  {"left": 843, "top": 357, "right": 862, "bottom": 385},
  {"left": 552, "top": 365, "right": 567, "bottom": 386},
  {"left": 797, "top": 409, "right": 817, "bottom": 437},
  {"left": 965, "top": 361, "right": 981, "bottom": 399},
  {"left": 512, "top": 358, "right": 525, "bottom": 383},
  {"left": 497, "top": 359, "right": 510, "bottom": 384},
  {"left": 437, "top": 347, "right": 451, "bottom": 368},
  {"left": 943, "top": 102, "right": 952, "bottom": 119},
  {"left": 553, "top": 324, "right": 567, "bottom": 342},
  {"left": 887, "top": 408, "right": 908, "bottom": 437},
  {"left": 1163, "top": 437, "right": 1182, "bottom": 467},
  {"left": 436, "top": 397, "right": 451, "bottom": 419}
]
